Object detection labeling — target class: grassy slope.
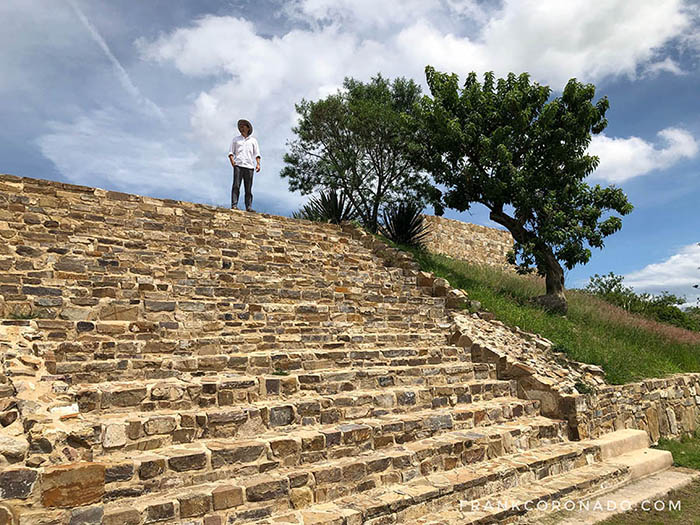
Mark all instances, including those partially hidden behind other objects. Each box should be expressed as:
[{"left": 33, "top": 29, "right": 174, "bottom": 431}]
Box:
[{"left": 403, "top": 247, "right": 700, "bottom": 384}]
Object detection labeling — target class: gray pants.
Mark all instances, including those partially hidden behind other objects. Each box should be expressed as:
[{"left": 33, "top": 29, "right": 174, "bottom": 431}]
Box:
[{"left": 232, "top": 166, "right": 254, "bottom": 210}]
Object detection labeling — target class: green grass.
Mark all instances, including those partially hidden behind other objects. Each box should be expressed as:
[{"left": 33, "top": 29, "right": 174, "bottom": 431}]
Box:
[
  {"left": 657, "top": 430, "right": 700, "bottom": 471},
  {"left": 399, "top": 246, "right": 700, "bottom": 384}
]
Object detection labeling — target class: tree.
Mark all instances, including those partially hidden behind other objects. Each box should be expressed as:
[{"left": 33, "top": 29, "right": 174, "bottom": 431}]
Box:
[
  {"left": 281, "top": 75, "right": 436, "bottom": 233},
  {"left": 415, "top": 67, "right": 633, "bottom": 313}
]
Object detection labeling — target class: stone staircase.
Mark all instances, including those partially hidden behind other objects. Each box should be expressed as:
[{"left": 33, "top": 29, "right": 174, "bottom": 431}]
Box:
[{"left": 0, "top": 174, "right": 673, "bottom": 524}]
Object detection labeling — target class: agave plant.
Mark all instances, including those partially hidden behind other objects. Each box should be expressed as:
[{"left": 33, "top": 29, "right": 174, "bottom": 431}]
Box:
[
  {"left": 379, "top": 201, "right": 429, "bottom": 247},
  {"left": 293, "top": 190, "right": 357, "bottom": 224}
]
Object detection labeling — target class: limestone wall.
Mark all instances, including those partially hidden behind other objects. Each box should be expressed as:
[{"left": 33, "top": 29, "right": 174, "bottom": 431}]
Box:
[{"left": 422, "top": 215, "right": 513, "bottom": 267}]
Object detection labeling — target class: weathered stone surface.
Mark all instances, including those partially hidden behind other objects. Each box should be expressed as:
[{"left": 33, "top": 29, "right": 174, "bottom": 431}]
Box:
[
  {"left": 167, "top": 451, "right": 207, "bottom": 472},
  {"left": 0, "top": 435, "right": 28, "bottom": 463},
  {"left": 145, "top": 502, "right": 175, "bottom": 523},
  {"left": 138, "top": 458, "right": 165, "bottom": 480},
  {"left": 290, "top": 487, "right": 313, "bottom": 509},
  {"left": 267, "top": 405, "right": 294, "bottom": 427},
  {"left": 0, "top": 468, "right": 38, "bottom": 499},
  {"left": 104, "top": 463, "right": 134, "bottom": 483},
  {"left": 422, "top": 215, "right": 513, "bottom": 268},
  {"left": 69, "top": 505, "right": 103, "bottom": 525},
  {"left": 143, "top": 416, "right": 177, "bottom": 436},
  {"left": 178, "top": 493, "right": 211, "bottom": 518},
  {"left": 103, "top": 508, "right": 141, "bottom": 525},
  {"left": 3, "top": 174, "right": 700, "bottom": 525},
  {"left": 102, "top": 424, "right": 127, "bottom": 449},
  {"left": 212, "top": 485, "right": 244, "bottom": 510},
  {"left": 209, "top": 441, "right": 265, "bottom": 468},
  {"left": 244, "top": 476, "right": 289, "bottom": 502},
  {"left": 41, "top": 463, "right": 105, "bottom": 508}
]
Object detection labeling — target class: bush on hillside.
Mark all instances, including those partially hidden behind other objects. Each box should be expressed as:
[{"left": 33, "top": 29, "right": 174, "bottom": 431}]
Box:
[{"left": 585, "top": 272, "right": 700, "bottom": 332}]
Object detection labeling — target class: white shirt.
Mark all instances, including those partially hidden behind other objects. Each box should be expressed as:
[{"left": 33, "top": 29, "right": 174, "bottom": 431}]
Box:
[{"left": 228, "top": 134, "right": 261, "bottom": 169}]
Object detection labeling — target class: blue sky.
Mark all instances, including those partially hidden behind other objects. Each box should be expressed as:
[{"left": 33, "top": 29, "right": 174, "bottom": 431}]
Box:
[{"left": 1, "top": 0, "right": 699, "bottom": 303}]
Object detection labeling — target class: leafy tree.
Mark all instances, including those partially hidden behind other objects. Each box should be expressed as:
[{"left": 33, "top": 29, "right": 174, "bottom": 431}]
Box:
[
  {"left": 281, "top": 75, "right": 436, "bottom": 233},
  {"left": 416, "top": 67, "right": 633, "bottom": 313},
  {"left": 292, "top": 189, "right": 357, "bottom": 224}
]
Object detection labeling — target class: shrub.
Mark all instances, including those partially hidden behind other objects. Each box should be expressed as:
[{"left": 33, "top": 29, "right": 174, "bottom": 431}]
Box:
[
  {"left": 293, "top": 190, "right": 356, "bottom": 224},
  {"left": 585, "top": 272, "right": 700, "bottom": 332},
  {"left": 379, "top": 202, "right": 429, "bottom": 247}
]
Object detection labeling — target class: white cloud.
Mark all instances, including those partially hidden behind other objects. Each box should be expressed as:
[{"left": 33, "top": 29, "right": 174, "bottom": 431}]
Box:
[
  {"left": 626, "top": 243, "right": 700, "bottom": 307},
  {"left": 588, "top": 127, "right": 699, "bottom": 183},
  {"left": 643, "top": 57, "right": 686, "bottom": 77},
  {"left": 66, "top": 0, "right": 163, "bottom": 120},
  {"left": 28, "top": 0, "right": 699, "bottom": 215},
  {"left": 283, "top": 0, "right": 438, "bottom": 29},
  {"left": 480, "top": 0, "right": 691, "bottom": 85},
  {"left": 36, "top": 107, "right": 306, "bottom": 212}
]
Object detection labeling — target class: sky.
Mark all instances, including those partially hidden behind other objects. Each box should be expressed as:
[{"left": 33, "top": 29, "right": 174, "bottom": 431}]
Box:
[{"left": 1, "top": 0, "right": 699, "bottom": 305}]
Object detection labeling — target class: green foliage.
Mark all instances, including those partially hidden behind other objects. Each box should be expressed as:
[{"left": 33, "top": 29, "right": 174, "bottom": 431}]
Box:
[
  {"left": 379, "top": 201, "right": 429, "bottom": 247},
  {"left": 392, "top": 244, "right": 700, "bottom": 384},
  {"left": 657, "top": 429, "right": 700, "bottom": 470},
  {"left": 415, "top": 67, "right": 633, "bottom": 301},
  {"left": 585, "top": 272, "right": 700, "bottom": 332},
  {"left": 292, "top": 189, "right": 357, "bottom": 224},
  {"left": 282, "top": 74, "right": 438, "bottom": 233}
]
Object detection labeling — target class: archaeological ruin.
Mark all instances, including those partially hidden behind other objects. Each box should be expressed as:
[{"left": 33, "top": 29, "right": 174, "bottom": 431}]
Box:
[{"left": 0, "top": 173, "right": 698, "bottom": 524}]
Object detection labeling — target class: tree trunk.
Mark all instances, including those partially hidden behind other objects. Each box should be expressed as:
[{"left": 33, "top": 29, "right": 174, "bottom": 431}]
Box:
[
  {"left": 538, "top": 250, "right": 568, "bottom": 314},
  {"left": 488, "top": 209, "right": 568, "bottom": 314}
]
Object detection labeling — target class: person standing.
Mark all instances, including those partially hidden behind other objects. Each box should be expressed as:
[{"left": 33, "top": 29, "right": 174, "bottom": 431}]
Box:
[{"left": 228, "top": 119, "right": 261, "bottom": 211}]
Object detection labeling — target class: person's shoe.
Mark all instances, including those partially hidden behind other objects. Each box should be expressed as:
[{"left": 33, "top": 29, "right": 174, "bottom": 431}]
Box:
[
  {"left": 246, "top": 208, "right": 255, "bottom": 213},
  {"left": 231, "top": 205, "right": 238, "bottom": 210}
]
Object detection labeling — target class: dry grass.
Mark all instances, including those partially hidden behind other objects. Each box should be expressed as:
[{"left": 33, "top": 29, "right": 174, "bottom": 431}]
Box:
[{"left": 570, "top": 290, "right": 700, "bottom": 346}]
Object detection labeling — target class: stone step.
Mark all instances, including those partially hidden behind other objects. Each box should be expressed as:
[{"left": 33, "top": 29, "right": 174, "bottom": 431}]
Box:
[
  {"left": 100, "top": 413, "right": 564, "bottom": 503},
  {"left": 71, "top": 374, "right": 514, "bottom": 420},
  {"left": 47, "top": 335, "right": 451, "bottom": 363},
  {"left": 88, "top": 397, "right": 541, "bottom": 461},
  {"left": 99, "top": 435, "right": 592, "bottom": 524},
  {"left": 51, "top": 344, "right": 465, "bottom": 376},
  {"left": 410, "top": 462, "right": 628, "bottom": 525},
  {"left": 411, "top": 449, "right": 673, "bottom": 524},
  {"left": 56, "top": 356, "right": 489, "bottom": 388}
]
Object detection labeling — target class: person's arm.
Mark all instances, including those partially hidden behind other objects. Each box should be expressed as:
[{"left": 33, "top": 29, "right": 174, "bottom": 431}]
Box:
[
  {"left": 254, "top": 139, "right": 261, "bottom": 172},
  {"left": 228, "top": 139, "right": 236, "bottom": 167}
]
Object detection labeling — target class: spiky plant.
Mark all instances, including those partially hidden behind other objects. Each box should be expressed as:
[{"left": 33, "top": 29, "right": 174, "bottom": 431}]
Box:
[
  {"left": 380, "top": 202, "right": 429, "bottom": 247},
  {"left": 292, "top": 190, "right": 357, "bottom": 224}
]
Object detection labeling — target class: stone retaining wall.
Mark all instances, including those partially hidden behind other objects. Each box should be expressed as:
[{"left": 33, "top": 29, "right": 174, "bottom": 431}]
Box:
[
  {"left": 449, "top": 314, "right": 700, "bottom": 442},
  {"left": 422, "top": 215, "right": 513, "bottom": 267},
  {"left": 569, "top": 375, "right": 700, "bottom": 441}
]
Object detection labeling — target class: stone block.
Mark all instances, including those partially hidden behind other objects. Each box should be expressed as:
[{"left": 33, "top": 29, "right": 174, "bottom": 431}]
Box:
[
  {"left": 69, "top": 506, "right": 103, "bottom": 525},
  {"left": 103, "top": 508, "right": 141, "bottom": 525},
  {"left": 41, "top": 463, "right": 105, "bottom": 508},
  {"left": 212, "top": 485, "right": 244, "bottom": 510},
  {"left": 167, "top": 451, "right": 207, "bottom": 472},
  {"left": 244, "top": 476, "right": 289, "bottom": 502},
  {"left": 0, "top": 468, "right": 38, "bottom": 499},
  {"left": 178, "top": 493, "right": 211, "bottom": 518},
  {"left": 103, "top": 424, "right": 127, "bottom": 449},
  {"left": 145, "top": 502, "right": 175, "bottom": 523}
]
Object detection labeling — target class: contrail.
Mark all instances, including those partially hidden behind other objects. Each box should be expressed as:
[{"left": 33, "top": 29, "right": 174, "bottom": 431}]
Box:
[{"left": 66, "top": 0, "right": 165, "bottom": 120}]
